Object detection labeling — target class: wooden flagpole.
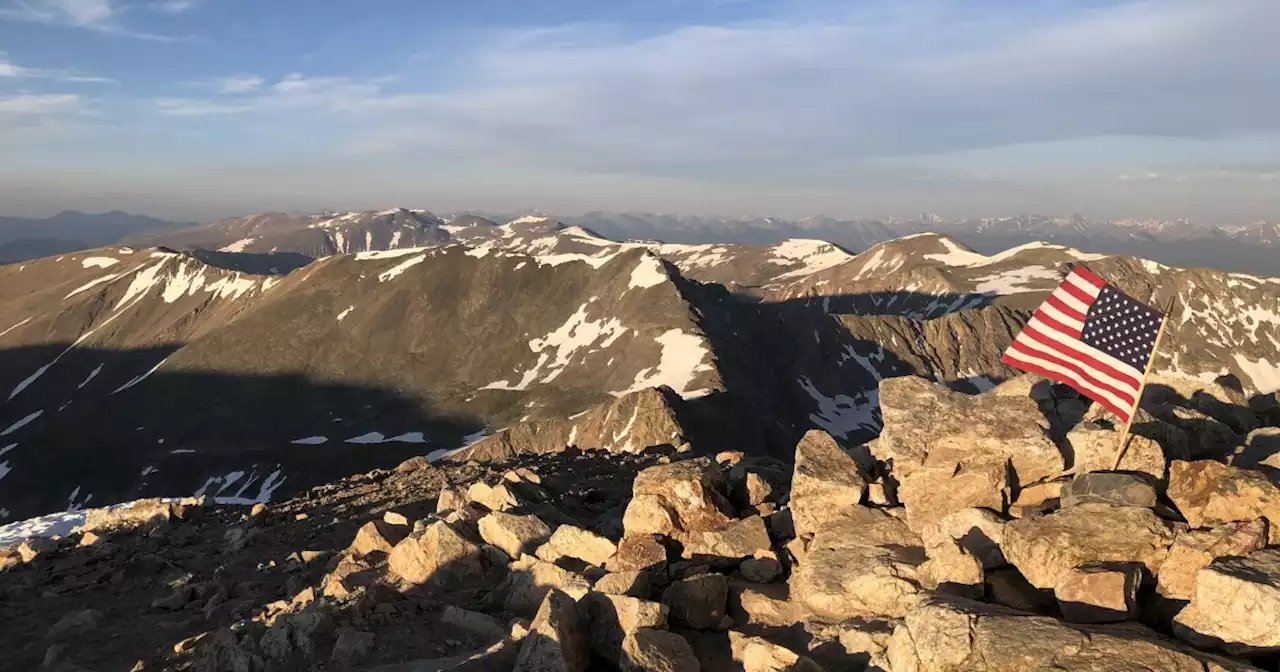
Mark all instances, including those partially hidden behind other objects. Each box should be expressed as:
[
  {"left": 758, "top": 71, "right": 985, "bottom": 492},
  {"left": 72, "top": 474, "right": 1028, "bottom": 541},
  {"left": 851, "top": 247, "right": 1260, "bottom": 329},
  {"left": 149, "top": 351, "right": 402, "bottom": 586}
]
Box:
[{"left": 1112, "top": 294, "right": 1178, "bottom": 471}]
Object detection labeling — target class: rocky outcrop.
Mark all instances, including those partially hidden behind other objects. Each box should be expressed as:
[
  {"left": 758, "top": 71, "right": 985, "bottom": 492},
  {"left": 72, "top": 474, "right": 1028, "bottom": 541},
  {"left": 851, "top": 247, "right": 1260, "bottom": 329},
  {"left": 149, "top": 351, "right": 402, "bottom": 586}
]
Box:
[
  {"left": 788, "top": 429, "right": 867, "bottom": 539},
  {"left": 790, "top": 507, "right": 926, "bottom": 619},
  {"left": 514, "top": 590, "right": 589, "bottom": 672},
  {"left": 1167, "top": 460, "right": 1280, "bottom": 542},
  {"left": 1002, "top": 504, "right": 1176, "bottom": 590},
  {"left": 887, "top": 595, "right": 1253, "bottom": 671},
  {"left": 875, "top": 375, "right": 1063, "bottom": 486},
  {"left": 623, "top": 458, "right": 735, "bottom": 542},
  {"left": 1174, "top": 548, "right": 1280, "bottom": 653},
  {"left": 387, "top": 521, "right": 485, "bottom": 588},
  {"left": 1157, "top": 520, "right": 1268, "bottom": 600},
  {"left": 464, "top": 387, "right": 687, "bottom": 461}
]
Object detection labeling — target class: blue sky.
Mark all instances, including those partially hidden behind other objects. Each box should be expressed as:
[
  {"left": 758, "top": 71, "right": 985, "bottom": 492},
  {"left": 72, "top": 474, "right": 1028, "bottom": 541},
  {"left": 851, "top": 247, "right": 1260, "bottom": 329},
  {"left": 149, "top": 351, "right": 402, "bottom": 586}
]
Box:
[{"left": 1, "top": 0, "right": 1277, "bottom": 222}]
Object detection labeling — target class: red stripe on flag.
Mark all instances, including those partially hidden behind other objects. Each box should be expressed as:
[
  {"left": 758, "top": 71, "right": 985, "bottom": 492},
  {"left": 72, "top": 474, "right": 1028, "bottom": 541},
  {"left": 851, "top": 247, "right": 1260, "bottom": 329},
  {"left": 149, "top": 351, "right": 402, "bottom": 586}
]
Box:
[
  {"left": 1059, "top": 279, "right": 1096, "bottom": 308},
  {"left": 1044, "top": 294, "right": 1086, "bottom": 323},
  {"left": 1001, "top": 353, "right": 1132, "bottom": 421},
  {"left": 1019, "top": 323, "right": 1142, "bottom": 390},
  {"left": 1031, "top": 309, "right": 1084, "bottom": 340},
  {"left": 1007, "top": 338, "right": 1137, "bottom": 408},
  {"left": 1071, "top": 266, "right": 1106, "bottom": 289}
]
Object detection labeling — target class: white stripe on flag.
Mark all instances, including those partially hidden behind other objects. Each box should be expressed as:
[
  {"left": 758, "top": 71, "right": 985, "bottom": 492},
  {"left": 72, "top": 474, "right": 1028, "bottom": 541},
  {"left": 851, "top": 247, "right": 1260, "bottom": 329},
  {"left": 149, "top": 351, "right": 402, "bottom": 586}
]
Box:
[
  {"left": 1038, "top": 301, "right": 1085, "bottom": 334},
  {"left": 1065, "top": 272, "right": 1103, "bottom": 298},
  {"left": 1055, "top": 289, "right": 1091, "bottom": 316},
  {"left": 1003, "top": 345, "right": 1136, "bottom": 414}
]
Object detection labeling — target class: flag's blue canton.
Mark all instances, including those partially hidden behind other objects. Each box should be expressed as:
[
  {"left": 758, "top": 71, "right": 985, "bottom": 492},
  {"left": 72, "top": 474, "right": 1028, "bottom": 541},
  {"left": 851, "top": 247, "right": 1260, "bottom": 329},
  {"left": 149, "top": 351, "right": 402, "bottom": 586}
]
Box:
[{"left": 1080, "top": 286, "right": 1163, "bottom": 371}]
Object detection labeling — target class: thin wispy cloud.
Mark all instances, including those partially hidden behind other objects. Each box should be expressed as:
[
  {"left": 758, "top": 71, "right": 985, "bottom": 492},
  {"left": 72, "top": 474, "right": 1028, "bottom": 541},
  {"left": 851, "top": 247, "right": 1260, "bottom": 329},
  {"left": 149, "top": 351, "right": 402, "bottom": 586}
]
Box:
[
  {"left": 153, "top": 0, "right": 198, "bottom": 14},
  {"left": 216, "top": 75, "right": 264, "bottom": 94},
  {"left": 0, "top": 52, "right": 114, "bottom": 83},
  {"left": 0, "top": 0, "right": 178, "bottom": 40},
  {"left": 0, "top": 92, "right": 83, "bottom": 127}
]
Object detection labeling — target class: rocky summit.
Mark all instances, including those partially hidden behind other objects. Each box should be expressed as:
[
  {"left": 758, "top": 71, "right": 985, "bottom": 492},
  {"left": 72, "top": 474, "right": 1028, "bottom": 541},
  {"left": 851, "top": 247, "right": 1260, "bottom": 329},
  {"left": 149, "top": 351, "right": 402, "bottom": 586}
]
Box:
[{"left": 1, "top": 218, "right": 1280, "bottom": 671}]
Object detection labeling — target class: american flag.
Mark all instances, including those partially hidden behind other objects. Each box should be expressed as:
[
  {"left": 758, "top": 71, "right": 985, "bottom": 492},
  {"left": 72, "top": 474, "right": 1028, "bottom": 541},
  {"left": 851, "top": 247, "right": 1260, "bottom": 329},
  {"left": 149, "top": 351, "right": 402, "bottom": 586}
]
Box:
[{"left": 1001, "top": 266, "right": 1165, "bottom": 422}]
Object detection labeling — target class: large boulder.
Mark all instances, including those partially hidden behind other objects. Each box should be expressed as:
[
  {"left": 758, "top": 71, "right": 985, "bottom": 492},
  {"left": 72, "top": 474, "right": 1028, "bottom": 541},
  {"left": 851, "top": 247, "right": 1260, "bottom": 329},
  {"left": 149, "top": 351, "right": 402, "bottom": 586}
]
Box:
[
  {"left": 1060, "top": 472, "right": 1158, "bottom": 509},
  {"left": 728, "top": 631, "right": 823, "bottom": 672},
  {"left": 1157, "top": 519, "right": 1268, "bottom": 600},
  {"left": 501, "top": 556, "right": 593, "bottom": 618},
  {"left": 479, "top": 512, "right": 552, "bottom": 559},
  {"left": 899, "top": 461, "right": 1008, "bottom": 535},
  {"left": 662, "top": 574, "right": 728, "bottom": 630},
  {"left": 886, "top": 594, "right": 1254, "bottom": 671},
  {"left": 790, "top": 507, "right": 926, "bottom": 619},
  {"left": 681, "top": 516, "right": 772, "bottom": 568},
  {"left": 595, "top": 571, "right": 651, "bottom": 599},
  {"left": 1001, "top": 503, "right": 1176, "bottom": 590},
  {"left": 918, "top": 508, "right": 1007, "bottom": 570},
  {"left": 1174, "top": 548, "right": 1280, "bottom": 653},
  {"left": 623, "top": 458, "right": 735, "bottom": 542},
  {"left": 350, "top": 521, "right": 408, "bottom": 558},
  {"left": 608, "top": 536, "right": 669, "bottom": 574},
  {"left": 1054, "top": 564, "right": 1141, "bottom": 624},
  {"left": 536, "top": 525, "right": 618, "bottom": 567},
  {"left": 875, "top": 375, "right": 1063, "bottom": 486},
  {"left": 919, "top": 540, "right": 984, "bottom": 598},
  {"left": 579, "top": 592, "right": 668, "bottom": 665},
  {"left": 788, "top": 429, "right": 867, "bottom": 539},
  {"left": 621, "top": 629, "right": 700, "bottom": 672},
  {"left": 514, "top": 590, "right": 588, "bottom": 672},
  {"left": 1066, "top": 423, "right": 1169, "bottom": 481},
  {"left": 387, "top": 521, "right": 485, "bottom": 588},
  {"left": 1167, "top": 460, "right": 1280, "bottom": 543}
]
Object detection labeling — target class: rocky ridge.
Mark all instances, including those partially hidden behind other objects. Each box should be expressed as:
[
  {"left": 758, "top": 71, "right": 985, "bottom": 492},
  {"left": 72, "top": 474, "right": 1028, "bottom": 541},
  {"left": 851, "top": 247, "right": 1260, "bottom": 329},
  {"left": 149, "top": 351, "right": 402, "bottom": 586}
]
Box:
[{"left": 4, "top": 370, "right": 1280, "bottom": 671}]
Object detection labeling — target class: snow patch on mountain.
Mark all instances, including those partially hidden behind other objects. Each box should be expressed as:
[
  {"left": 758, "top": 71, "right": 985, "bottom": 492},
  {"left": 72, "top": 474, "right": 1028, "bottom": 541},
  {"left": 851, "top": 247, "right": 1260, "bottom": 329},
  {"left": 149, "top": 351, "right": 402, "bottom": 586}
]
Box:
[
  {"left": 612, "top": 329, "right": 714, "bottom": 399},
  {"left": 111, "top": 356, "right": 170, "bottom": 395},
  {"left": 797, "top": 376, "right": 879, "bottom": 439},
  {"left": 771, "top": 239, "right": 853, "bottom": 280},
  {"left": 0, "top": 317, "right": 32, "bottom": 339},
  {"left": 218, "top": 238, "right": 256, "bottom": 253},
  {"left": 77, "top": 364, "right": 103, "bottom": 390},
  {"left": 1, "top": 410, "right": 43, "bottom": 437},
  {"left": 483, "top": 303, "right": 629, "bottom": 390},
  {"left": 81, "top": 257, "right": 119, "bottom": 269},
  {"left": 65, "top": 272, "right": 124, "bottom": 299},
  {"left": 972, "top": 266, "right": 1062, "bottom": 294},
  {"left": 1234, "top": 354, "right": 1280, "bottom": 394},
  {"left": 628, "top": 254, "right": 668, "bottom": 289},
  {"left": 377, "top": 253, "right": 428, "bottom": 282}
]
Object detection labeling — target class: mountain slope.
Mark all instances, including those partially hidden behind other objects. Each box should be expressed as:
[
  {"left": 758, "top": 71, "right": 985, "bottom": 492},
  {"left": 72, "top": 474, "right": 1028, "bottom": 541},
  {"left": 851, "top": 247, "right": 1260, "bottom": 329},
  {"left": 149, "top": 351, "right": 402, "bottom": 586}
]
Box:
[{"left": 0, "top": 244, "right": 722, "bottom": 519}]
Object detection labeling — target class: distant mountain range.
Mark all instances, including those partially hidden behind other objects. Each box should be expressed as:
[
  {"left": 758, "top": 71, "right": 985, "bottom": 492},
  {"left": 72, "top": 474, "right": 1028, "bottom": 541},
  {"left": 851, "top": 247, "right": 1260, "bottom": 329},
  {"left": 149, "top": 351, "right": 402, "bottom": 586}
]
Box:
[
  {"left": 0, "top": 211, "right": 185, "bottom": 265},
  {"left": 2, "top": 208, "right": 1276, "bottom": 274},
  {"left": 549, "top": 212, "right": 1280, "bottom": 277}
]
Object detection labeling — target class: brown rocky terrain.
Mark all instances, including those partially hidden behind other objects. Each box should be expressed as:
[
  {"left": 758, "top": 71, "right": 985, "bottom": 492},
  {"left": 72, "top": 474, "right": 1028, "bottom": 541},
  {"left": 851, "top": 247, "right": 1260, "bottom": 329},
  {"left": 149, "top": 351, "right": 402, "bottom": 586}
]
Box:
[{"left": 4, "top": 370, "right": 1280, "bottom": 672}]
